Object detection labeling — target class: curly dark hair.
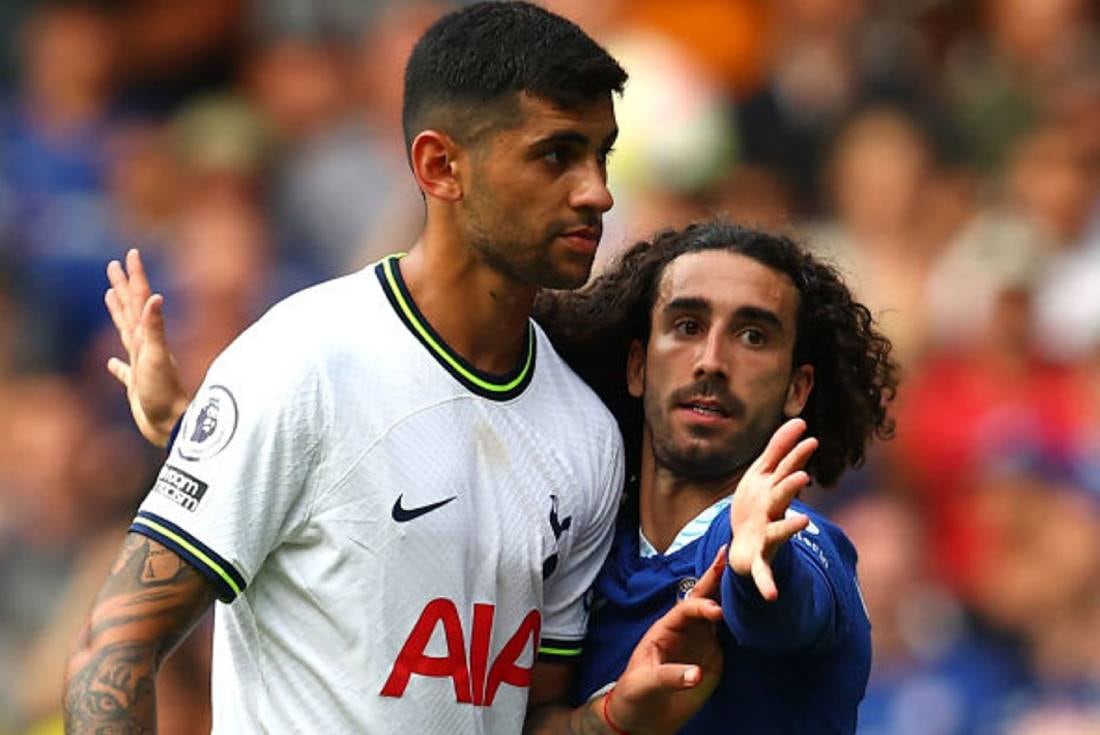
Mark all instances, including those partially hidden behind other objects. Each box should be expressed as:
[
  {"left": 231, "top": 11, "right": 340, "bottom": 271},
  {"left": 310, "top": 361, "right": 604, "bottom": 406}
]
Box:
[{"left": 534, "top": 220, "right": 899, "bottom": 487}]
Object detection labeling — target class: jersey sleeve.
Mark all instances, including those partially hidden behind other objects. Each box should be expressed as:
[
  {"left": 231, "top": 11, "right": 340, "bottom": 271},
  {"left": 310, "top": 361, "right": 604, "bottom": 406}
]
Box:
[
  {"left": 537, "top": 431, "right": 625, "bottom": 663},
  {"left": 705, "top": 509, "right": 861, "bottom": 654},
  {"left": 131, "top": 318, "right": 327, "bottom": 603}
]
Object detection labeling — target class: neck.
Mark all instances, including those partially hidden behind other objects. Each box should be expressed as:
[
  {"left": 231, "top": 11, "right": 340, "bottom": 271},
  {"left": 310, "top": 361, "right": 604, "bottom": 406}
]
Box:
[
  {"left": 636, "top": 427, "right": 741, "bottom": 554},
  {"left": 399, "top": 214, "right": 536, "bottom": 375}
]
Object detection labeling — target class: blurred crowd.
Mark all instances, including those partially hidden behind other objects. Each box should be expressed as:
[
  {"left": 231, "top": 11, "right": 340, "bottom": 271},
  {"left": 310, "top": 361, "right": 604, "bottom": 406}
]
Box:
[{"left": 0, "top": 1, "right": 1097, "bottom": 733}]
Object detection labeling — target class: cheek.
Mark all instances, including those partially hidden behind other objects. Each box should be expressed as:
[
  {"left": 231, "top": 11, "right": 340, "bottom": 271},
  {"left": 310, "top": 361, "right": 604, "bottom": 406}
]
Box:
[
  {"left": 644, "top": 341, "right": 687, "bottom": 392},
  {"left": 736, "top": 358, "right": 791, "bottom": 399}
]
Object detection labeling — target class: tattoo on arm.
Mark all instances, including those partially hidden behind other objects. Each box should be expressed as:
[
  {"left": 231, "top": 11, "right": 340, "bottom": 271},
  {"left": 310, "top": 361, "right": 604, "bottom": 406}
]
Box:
[
  {"left": 523, "top": 699, "right": 610, "bottom": 735},
  {"left": 64, "top": 533, "right": 216, "bottom": 734}
]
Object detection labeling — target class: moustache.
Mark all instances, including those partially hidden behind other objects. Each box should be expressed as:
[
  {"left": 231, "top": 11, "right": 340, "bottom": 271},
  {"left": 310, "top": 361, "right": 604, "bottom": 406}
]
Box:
[{"left": 669, "top": 377, "right": 746, "bottom": 419}]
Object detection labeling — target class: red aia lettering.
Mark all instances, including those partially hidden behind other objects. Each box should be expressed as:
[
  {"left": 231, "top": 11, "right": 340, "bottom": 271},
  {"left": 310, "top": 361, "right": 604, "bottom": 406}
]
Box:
[
  {"left": 379, "top": 598, "right": 471, "bottom": 702},
  {"left": 380, "top": 598, "right": 541, "bottom": 707}
]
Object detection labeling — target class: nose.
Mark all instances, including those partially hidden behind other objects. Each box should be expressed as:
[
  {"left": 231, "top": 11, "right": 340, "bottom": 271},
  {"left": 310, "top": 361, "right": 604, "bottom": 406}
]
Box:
[
  {"left": 570, "top": 162, "right": 614, "bottom": 214},
  {"left": 693, "top": 329, "right": 728, "bottom": 379}
]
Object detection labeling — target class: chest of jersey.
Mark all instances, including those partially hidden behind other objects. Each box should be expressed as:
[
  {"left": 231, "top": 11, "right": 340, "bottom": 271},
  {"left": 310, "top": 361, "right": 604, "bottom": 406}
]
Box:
[{"left": 264, "top": 396, "right": 580, "bottom": 706}]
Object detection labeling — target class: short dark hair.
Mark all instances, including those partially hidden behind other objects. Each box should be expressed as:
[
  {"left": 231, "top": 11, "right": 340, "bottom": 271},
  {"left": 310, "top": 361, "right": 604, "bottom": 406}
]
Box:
[
  {"left": 535, "top": 220, "right": 899, "bottom": 487},
  {"left": 402, "top": 1, "right": 627, "bottom": 153}
]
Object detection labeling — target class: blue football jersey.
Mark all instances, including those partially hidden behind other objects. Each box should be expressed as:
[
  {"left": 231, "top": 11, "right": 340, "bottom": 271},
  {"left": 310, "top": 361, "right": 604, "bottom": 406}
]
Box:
[{"left": 576, "top": 500, "right": 871, "bottom": 734}]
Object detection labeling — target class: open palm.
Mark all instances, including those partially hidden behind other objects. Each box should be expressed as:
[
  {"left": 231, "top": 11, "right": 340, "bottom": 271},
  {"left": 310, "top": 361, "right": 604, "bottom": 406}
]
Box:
[
  {"left": 728, "top": 418, "right": 818, "bottom": 601},
  {"left": 105, "top": 249, "right": 190, "bottom": 448}
]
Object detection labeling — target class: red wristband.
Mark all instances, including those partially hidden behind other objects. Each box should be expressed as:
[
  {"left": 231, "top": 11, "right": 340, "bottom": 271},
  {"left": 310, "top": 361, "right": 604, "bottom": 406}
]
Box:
[{"left": 601, "top": 687, "right": 630, "bottom": 735}]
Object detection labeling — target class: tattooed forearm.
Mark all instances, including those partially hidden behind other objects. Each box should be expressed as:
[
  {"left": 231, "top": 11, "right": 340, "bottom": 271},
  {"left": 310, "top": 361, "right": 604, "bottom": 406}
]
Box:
[
  {"left": 64, "top": 533, "right": 216, "bottom": 734},
  {"left": 523, "top": 700, "right": 612, "bottom": 735},
  {"left": 63, "top": 641, "right": 156, "bottom": 734}
]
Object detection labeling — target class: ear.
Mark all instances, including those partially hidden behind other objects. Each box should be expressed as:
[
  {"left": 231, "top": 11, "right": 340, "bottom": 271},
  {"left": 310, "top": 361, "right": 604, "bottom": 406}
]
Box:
[
  {"left": 626, "top": 339, "right": 646, "bottom": 399},
  {"left": 409, "top": 130, "right": 463, "bottom": 202},
  {"left": 783, "top": 364, "right": 814, "bottom": 417}
]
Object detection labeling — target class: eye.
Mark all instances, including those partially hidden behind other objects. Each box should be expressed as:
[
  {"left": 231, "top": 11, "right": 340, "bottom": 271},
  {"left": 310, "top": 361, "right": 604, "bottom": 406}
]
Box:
[
  {"left": 598, "top": 146, "right": 616, "bottom": 167},
  {"left": 674, "top": 318, "right": 702, "bottom": 336},
  {"left": 739, "top": 328, "right": 766, "bottom": 347},
  {"left": 543, "top": 147, "right": 569, "bottom": 166}
]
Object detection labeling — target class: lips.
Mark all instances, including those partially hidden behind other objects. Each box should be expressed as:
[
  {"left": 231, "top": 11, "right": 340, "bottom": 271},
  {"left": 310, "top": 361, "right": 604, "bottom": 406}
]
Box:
[
  {"left": 670, "top": 379, "right": 744, "bottom": 421},
  {"left": 559, "top": 225, "right": 602, "bottom": 256},
  {"left": 679, "top": 397, "right": 731, "bottom": 418},
  {"left": 562, "top": 225, "right": 601, "bottom": 241}
]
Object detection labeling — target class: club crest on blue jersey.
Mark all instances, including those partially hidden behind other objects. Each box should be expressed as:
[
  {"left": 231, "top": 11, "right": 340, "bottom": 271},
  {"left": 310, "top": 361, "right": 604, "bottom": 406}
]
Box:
[
  {"left": 677, "top": 576, "right": 698, "bottom": 600},
  {"left": 177, "top": 385, "right": 239, "bottom": 461}
]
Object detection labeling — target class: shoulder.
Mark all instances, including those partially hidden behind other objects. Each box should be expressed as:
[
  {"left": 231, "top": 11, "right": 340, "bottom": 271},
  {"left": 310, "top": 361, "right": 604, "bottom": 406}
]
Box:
[
  {"left": 529, "top": 321, "right": 620, "bottom": 436},
  {"left": 218, "top": 267, "right": 391, "bottom": 375}
]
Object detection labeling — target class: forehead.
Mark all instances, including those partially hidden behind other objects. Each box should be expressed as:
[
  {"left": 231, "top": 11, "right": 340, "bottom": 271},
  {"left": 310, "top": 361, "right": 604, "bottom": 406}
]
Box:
[
  {"left": 507, "top": 93, "right": 617, "bottom": 143},
  {"left": 654, "top": 250, "right": 800, "bottom": 324}
]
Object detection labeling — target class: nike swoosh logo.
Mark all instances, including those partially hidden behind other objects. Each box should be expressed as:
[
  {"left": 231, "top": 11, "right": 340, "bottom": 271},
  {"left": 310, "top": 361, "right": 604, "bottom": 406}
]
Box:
[{"left": 391, "top": 494, "right": 458, "bottom": 523}]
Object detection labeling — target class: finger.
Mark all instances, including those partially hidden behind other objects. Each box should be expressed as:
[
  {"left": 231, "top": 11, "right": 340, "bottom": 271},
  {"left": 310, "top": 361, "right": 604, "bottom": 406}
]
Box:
[
  {"left": 765, "top": 513, "right": 809, "bottom": 547},
  {"left": 751, "top": 556, "right": 778, "bottom": 602},
  {"left": 104, "top": 290, "right": 133, "bottom": 352},
  {"left": 677, "top": 596, "right": 723, "bottom": 624},
  {"left": 772, "top": 436, "right": 819, "bottom": 481},
  {"left": 652, "top": 664, "right": 705, "bottom": 690},
  {"left": 769, "top": 470, "right": 811, "bottom": 515},
  {"left": 140, "top": 293, "right": 167, "bottom": 344},
  {"left": 106, "top": 260, "right": 133, "bottom": 318},
  {"left": 756, "top": 418, "right": 807, "bottom": 472},
  {"left": 689, "top": 544, "right": 727, "bottom": 600},
  {"left": 106, "top": 356, "right": 132, "bottom": 387},
  {"left": 125, "top": 248, "right": 151, "bottom": 325},
  {"left": 658, "top": 597, "right": 723, "bottom": 634}
]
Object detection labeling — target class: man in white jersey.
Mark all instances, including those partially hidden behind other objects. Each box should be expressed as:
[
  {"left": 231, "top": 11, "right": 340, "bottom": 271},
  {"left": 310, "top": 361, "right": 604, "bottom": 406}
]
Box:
[{"left": 63, "top": 3, "right": 726, "bottom": 734}]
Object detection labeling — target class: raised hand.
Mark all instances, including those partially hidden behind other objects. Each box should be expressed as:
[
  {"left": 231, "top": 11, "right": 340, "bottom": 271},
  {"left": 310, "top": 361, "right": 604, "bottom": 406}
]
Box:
[
  {"left": 603, "top": 546, "right": 727, "bottom": 734},
  {"left": 105, "top": 248, "right": 191, "bottom": 448},
  {"left": 728, "top": 418, "right": 818, "bottom": 601}
]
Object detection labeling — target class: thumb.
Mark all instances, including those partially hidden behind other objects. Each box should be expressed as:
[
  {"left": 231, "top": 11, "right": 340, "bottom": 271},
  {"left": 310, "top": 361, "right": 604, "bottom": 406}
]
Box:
[
  {"left": 652, "top": 663, "right": 704, "bottom": 691},
  {"left": 106, "top": 357, "right": 132, "bottom": 388}
]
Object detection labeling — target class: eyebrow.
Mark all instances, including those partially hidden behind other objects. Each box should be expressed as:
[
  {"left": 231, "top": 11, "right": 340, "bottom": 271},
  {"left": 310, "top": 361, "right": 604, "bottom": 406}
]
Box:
[
  {"left": 662, "top": 297, "right": 785, "bottom": 331},
  {"left": 532, "top": 128, "right": 619, "bottom": 150}
]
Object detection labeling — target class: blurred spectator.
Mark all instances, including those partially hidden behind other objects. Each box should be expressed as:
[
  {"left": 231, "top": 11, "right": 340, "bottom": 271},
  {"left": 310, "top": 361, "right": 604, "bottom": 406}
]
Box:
[
  {"left": 110, "top": 0, "right": 247, "bottom": 115},
  {"left": 0, "top": 373, "right": 156, "bottom": 730},
  {"left": 836, "top": 491, "right": 1030, "bottom": 735},
  {"left": 736, "top": 0, "right": 931, "bottom": 213},
  {"left": 1018, "top": 117, "right": 1100, "bottom": 362},
  {"left": 809, "top": 106, "right": 956, "bottom": 365},
  {"left": 892, "top": 278, "right": 1082, "bottom": 598},
  {"left": 107, "top": 122, "right": 185, "bottom": 258},
  {"left": 940, "top": 0, "right": 1099, "bottom": 173},
  {"left": 967, "top": 474, "right": 1100, "bottom": 729},
  {"left": 168, "top": 93, "right": 271, "bottom": 204},
  {"left": 0, "top": 3, "right": 127, "bottom": 371},
  {"left": 158, "top": 191, "right": 309, "bottom": 393},
  {"left": 253, "top": 4, "right": 439, "bottom": 277}
]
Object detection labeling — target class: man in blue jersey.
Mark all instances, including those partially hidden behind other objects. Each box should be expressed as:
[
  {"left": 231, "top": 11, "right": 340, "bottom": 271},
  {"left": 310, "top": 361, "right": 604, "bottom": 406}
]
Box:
[{"left": 537, "top": 221, "right": 898, "bottom": 733}]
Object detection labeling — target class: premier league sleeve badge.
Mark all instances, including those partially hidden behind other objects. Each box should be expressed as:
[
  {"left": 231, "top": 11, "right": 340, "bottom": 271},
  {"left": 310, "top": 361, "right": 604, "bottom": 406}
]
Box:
[{"left": 177, "top": 384, "right": 239, "bottom": 461}]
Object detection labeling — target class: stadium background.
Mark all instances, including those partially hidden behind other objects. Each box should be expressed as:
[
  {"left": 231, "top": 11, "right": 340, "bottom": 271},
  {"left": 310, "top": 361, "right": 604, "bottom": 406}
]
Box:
[{"left": 0, "top": 0, "right": 1097, "bottom": 732}]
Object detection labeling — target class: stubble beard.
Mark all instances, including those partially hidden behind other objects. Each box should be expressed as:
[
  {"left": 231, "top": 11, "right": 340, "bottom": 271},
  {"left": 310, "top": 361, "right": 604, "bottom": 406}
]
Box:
[
  {"left": 462, "top": 190, "right": 586, "bottom": 290},
  {"left": 645, "top": 389, "right": 786, "bottom": 483}
]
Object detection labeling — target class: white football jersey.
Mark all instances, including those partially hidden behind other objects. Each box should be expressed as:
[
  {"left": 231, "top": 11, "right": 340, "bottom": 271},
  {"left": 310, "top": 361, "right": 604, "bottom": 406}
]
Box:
[{"left": 132, "top": 255, "right": 625, "bottom": 734}]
